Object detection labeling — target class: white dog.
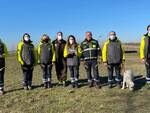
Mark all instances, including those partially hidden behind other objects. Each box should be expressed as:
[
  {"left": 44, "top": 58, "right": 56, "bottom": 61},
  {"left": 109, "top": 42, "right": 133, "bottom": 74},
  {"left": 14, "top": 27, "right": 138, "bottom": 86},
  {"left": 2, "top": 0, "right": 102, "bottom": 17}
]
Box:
[{"left": 122, "top": 70, "right": 134, "bottom": 91}]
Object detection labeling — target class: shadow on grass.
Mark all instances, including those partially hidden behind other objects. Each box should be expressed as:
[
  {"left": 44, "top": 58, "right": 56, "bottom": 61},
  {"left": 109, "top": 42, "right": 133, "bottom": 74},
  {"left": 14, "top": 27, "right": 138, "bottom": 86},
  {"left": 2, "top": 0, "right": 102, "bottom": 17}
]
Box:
[
  {"left": 78, "top": 76, "right": 109, "bottom": 88},
  {"left": 100, "top": 76, "right": 108, "bottom": 87},
  {"left": 78, "top": 79, "right": 88, "bottom": 87},
  {"left": 5, "top": 84, "right": 42, "bottom": 94},
  {"left": 78, "top": 75, "right": 146, "bottom": 90},
  {"left": 32, "top": 84, "right": 43, "bottom": 89},
  {"left": 5, "top": 87, "right": 23, "bottom": 94},
  {"left": 134, "top": 75, "right": 146, "bottom": 91},
  {"left": 5, "top": 75, "right": 146, "bottom": 94}
]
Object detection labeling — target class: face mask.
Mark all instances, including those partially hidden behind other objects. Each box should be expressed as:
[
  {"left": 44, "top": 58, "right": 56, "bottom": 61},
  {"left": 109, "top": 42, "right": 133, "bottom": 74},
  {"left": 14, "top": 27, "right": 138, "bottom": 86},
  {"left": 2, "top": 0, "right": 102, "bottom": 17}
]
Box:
[
  {"left": 109, "top": 35, "right": 116, "bottom": 40},
  {"left": 24, "top": 36, "right": 30, "bottom": 42},
  {"left": 57, "top": 35, "right": 62, "bottom": 41},
  {"left": 148, "top": 31, "right": 150, "bottom": 34},
  {"left": 69, "top": 40, "right": 74, "bottom": 45}
]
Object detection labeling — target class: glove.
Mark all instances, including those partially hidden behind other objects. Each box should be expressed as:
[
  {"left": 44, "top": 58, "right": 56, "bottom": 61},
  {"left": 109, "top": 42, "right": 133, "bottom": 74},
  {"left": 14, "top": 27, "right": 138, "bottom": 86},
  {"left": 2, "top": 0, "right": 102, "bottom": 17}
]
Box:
[
  {"left": 103, "top": 62, "right": 107, "bottom": 66},
  {"left": 97, "top": 58, "right": 102, "bottom": 64},
  {"left": 41, "top": 64, "right": 45, "bottom": 68}
]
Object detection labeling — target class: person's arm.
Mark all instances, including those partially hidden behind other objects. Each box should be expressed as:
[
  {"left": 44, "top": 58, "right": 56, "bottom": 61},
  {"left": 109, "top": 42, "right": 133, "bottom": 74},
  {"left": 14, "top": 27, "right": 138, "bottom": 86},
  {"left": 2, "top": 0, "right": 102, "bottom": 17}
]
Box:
[
  {"left": 96, "top": 41, "right": 102, "bottom": 58},
  {"left": 102, "top": 41, "right": 108, "bottom": 63},
  {"left": 140, "top": 36, "right": 145, "bottom": 60},
  {"left": 32, "top": 45, "right": 37, "bottom": 66},
  {"left": 80, "top": 43, "right": 84, "bottom": 61},
  {"left": 17, "top": 41, "right": 24, "bottom": 65},
  {"left": 77, "top": 44, "right": 82, "bottom": 57},
  {"left": 52, "top": 44, "right": 56, "bottom": 63},
  {"left": 1, "top": 43, "right": 8, "bottom": 58},
  {"left": 37, "top": 44, "right": 41, "bottom": 64},
  {"left": 63, "top": 44, "right": 68, "bottom": 58},
  {"left": 120, "top": 41, "right": 125, "bottom": 63},
  {"left": 4, "top": 43, "right": 8, "bottom": 57}
]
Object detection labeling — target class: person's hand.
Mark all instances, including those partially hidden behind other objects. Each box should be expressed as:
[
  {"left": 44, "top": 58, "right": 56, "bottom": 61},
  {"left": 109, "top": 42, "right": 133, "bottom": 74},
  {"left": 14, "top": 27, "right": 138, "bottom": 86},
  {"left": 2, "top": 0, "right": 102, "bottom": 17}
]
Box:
[
  {"left": 75, "top": 51, "right": 77, "bottom": 56},
  {"left": 40, "top": 64, "right": 45, "bottom": 68},
  {"left": 52, "top": 61, "right": 55, "bottom": 65},
  {"left": 103, "top": 62, "right": 107, "bottom": 66},
  {"left": 80, "top": 59, "right": 85, "bottom": 65},
  {"left": 97, "top": 58, "right": 102, "bottom": 64},
  {"left": 141, "top": 58, "right": 146, "bottom": 64},
  {"left": 0, "top": 55, "right": 3, "bottom": 58}
]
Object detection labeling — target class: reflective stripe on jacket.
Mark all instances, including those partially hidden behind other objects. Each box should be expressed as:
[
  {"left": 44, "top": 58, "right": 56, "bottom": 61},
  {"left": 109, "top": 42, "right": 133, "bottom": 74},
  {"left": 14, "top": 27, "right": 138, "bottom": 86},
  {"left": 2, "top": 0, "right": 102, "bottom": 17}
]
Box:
[{"left": 81, "top": 38, "right": 102, "bottom": 60}]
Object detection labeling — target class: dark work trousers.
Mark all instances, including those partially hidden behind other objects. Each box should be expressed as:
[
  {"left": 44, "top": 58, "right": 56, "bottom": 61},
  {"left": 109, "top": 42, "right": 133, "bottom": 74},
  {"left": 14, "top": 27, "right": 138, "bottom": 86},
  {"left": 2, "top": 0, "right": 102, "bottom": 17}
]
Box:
[
  {"left": 68, "top": 66, "right": 79, "bottom": 83},
  {"left": 55, "top": 59, "right": 67, "bottom": 82},
  {"left": 84, "top": 59, "right": 100, "bottom": 83},
  {"left": 22, "top": 65, "right": 34, "bottom": 87},
  {"left": 145, "top": 60, "right": 150, "bottom": 83},
  {"left": 0, "top": 67, "right": 5, "bottom": 90},
  {"left": 41, "top": 64, "right": 52, "bottom": 83},
  {"left": 107, "top": 63, "right": 121, "bottom": 84}
]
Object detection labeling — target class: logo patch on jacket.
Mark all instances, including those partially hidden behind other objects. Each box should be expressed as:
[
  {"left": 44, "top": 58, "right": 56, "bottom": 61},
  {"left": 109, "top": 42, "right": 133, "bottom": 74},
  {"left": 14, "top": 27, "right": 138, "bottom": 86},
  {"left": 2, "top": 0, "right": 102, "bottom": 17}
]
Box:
[{"left": 93, "top": 45, "right": 96, "bottom": 48}]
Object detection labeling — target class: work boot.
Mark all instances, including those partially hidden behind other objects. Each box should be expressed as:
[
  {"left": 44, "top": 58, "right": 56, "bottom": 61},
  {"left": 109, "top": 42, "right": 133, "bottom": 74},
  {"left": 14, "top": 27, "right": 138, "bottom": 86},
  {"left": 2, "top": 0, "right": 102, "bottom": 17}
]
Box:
[
  {"left": 28, "top": 85, "right": 32, "bottom": 90},
  {"left": 70, "top": 82, "right": 75, "bottom": 88},
  {"left": 75, "top": 81, "right": 79, "bottom": 88},
  {"left": 95, "top": 82, "right": 101, "bottom": 89},
  {"left": 117, "top": 82, "right": 122, "bottom": 89},
  {"left": 108, "top": 83, "right": 113, "bottom": 89},
  {"left": 44, "top": 82, "right": 47, "bottom": 89},
  {"left": 146, "top": 83, "right": 150, "bottom": 90},
  {"left": 24, "top": 86, "right": 28, "bottom": 90},
  {"left": 0, "top": 89, "right": 4, "bottom": 95},
  {"left": 57, "top": 81, "right": 63, "bottom": 86},
  {"left": 63, "top": 81, "right": 67, "bottom": 87},
  {"left": 47, "top": 82, "right": 52, "bottom": 88},
  {"left": 88, "top": 81, "right": 93, "bottom": 88}
]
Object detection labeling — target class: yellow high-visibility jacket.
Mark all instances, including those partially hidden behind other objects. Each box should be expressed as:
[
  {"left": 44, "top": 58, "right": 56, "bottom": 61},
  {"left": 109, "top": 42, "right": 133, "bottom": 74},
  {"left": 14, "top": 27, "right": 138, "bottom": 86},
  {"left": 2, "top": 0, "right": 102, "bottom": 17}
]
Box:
[
  {"left": 102, "top": 38, "right": 125, "bottom": 63},
  {"left": 64, "top": 44, "right": 82, "bottom": 58},
  {"left": 140, "top": 33, "right": 150, "bottom": 60},
  {"left": 17, "top": 40, "right": 36, "bottom": 65},
  {"left": 37, "top": 41, "right": 56, "bottom": 64}
]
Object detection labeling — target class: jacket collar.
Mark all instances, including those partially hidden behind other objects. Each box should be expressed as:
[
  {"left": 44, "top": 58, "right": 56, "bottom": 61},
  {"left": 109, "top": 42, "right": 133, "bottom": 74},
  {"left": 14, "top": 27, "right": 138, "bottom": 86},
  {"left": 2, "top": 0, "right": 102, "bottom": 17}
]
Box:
[{"left": 84, "top": 38, "right": 93, "bottom": 42}]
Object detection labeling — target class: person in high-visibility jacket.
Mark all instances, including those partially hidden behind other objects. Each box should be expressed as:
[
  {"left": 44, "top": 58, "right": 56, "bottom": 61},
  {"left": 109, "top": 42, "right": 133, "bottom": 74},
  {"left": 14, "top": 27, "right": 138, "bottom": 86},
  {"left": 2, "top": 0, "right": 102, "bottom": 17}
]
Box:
[
  {"left": 140, "top": 25, "right": 150, "bottom": 87},
  {"left": 0, "top": 39, "right": 8, "bottom": 95},
  {"left": 81, "top": 31, "right": 102, "bottom": 88},
  {"left": 52, "top": 32, "right": 67, "bottom": 87},
  {"left": 37, "top": 34, "right": 56, "bottom": 89},
  {"left": 64, "top": 35, "right": 82, "bottom": 88},
  {"left": 102, "top": 31, "right": 125, "bottom": 88},
  {"left": 17, "top": 33, "right": 36, "bottom": 90}
]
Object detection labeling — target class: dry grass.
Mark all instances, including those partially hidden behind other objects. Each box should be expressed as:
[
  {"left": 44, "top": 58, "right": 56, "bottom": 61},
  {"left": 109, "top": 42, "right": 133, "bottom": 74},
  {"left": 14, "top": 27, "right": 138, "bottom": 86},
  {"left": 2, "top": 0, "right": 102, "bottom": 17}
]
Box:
[{"left": 0, "top": 53, "right": 150, "bottom": 113}]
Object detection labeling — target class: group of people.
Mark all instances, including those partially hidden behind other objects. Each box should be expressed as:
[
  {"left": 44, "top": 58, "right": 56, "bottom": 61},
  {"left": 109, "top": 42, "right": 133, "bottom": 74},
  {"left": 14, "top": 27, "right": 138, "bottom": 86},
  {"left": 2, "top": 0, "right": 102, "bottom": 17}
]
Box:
[{"left": 0, "top": 25, "right": 150, "bottom": 95}]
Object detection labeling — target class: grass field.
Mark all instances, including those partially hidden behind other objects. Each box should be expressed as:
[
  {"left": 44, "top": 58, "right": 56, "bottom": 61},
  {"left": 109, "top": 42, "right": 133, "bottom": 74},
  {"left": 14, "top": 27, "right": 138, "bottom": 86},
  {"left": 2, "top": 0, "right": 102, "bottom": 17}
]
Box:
[{"left": 0, "top": 53, "right": 150, "bottom": 113}]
